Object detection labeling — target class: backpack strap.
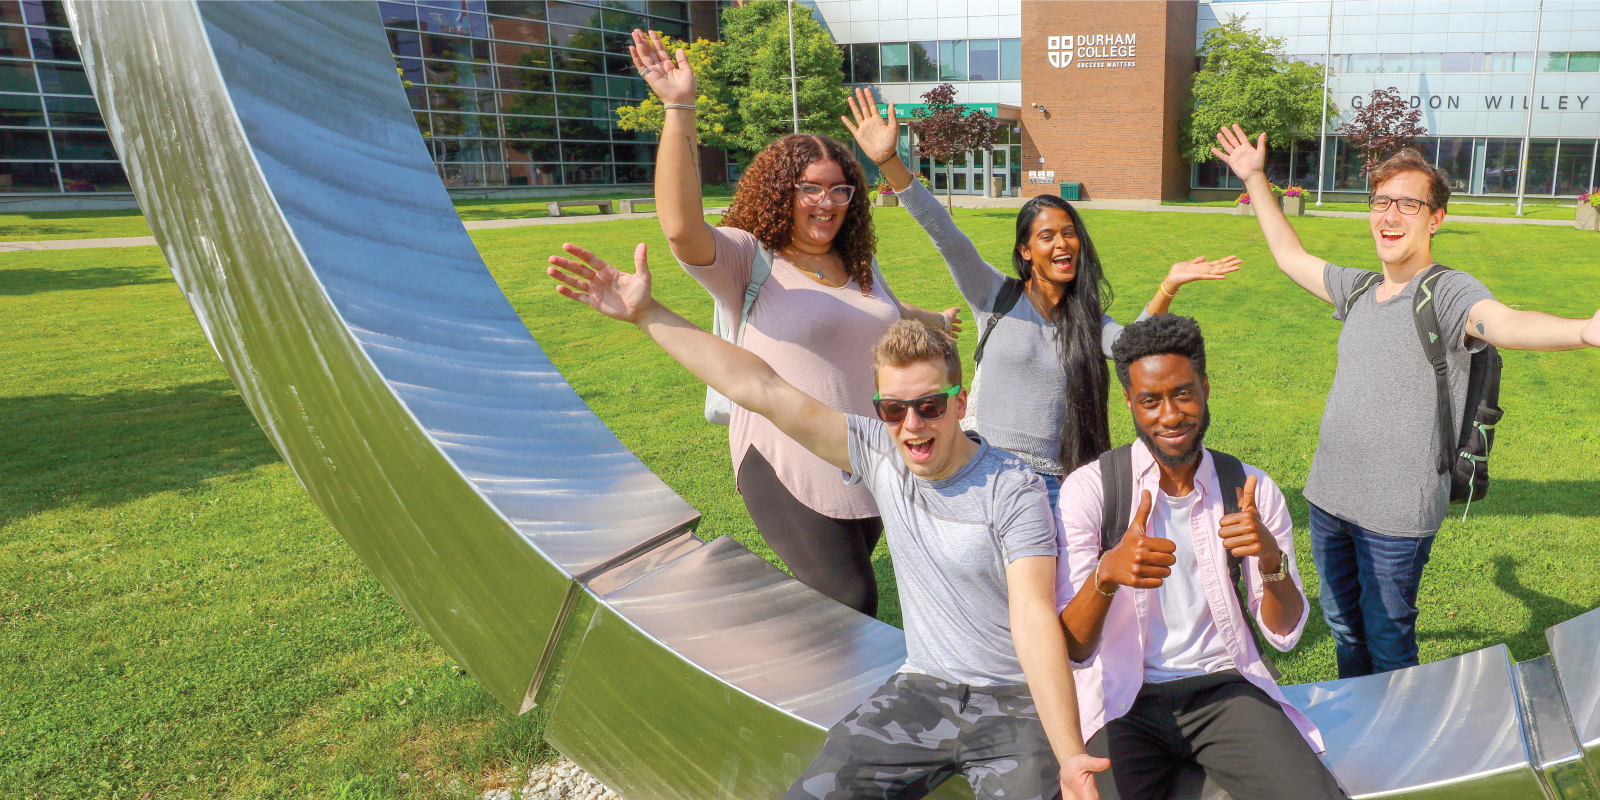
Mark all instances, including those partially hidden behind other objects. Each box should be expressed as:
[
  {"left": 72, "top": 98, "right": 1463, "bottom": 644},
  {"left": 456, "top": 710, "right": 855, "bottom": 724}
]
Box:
[
  {"left": 1412, "top": 264, "right": 1456, "bottom": 475},
  {"left": 734, "top": 245, "right": 775, "bottom": 346},
  {"left": 1344, "top": 271, "right": 1383, "bottom": 318},
  {"left": 1208, "top": 448, "right": 1283, "bottom": 681},
  {"left": 974, "top": 277, "right": 1025, "bottom": 368},
  {"left": 1097, "top": 444, "right": 1134, "bottom": 556}
]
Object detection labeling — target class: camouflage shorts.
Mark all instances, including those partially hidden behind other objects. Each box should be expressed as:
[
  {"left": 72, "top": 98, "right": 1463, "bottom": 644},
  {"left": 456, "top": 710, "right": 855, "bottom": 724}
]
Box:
[{"left": 783, "top": 671, "right": 1061, "bottom": 800}]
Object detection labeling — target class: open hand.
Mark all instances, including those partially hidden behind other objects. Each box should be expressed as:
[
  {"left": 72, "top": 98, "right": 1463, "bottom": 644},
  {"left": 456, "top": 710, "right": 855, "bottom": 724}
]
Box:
[
  {"left": 1097, "top": 491, "right": 1176, "bottom": 591},
  {"left": 943, "top": 307, "right": 964, "bottom": 338},
  {"left": 1059, "top": 752, "right": 1111, "bottom": 800},
  {"left": 547, "top": 242, "right": 655, "bottom": 324},
  {"left": 1166, "top": 256, "right": 1242, "bottom": 290},
  {"left": 1218, "top": 474, "right": 1282, "bottom": 570},
  {"left": 629, "top": 29, "right": 695, "bottom": 105},
  {"left": 1583, "top": 309, "right": 1600, "bottom": 348},
  {"left": 1212, "top": 125, "right": 1267, "bottom": 184},
  {"left": 841, "top": 86, "right": 899, "bottom": 166}
]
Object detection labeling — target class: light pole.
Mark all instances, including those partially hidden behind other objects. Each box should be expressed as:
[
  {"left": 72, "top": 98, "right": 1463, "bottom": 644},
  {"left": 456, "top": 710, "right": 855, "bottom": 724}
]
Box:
[
  {"left": 1315, "top": 0, "right": 1332, "bottom": 206},
  {"left": 788, "top": 0, "right": 800, "bottom": 134},
  {"left": 1514, "top": 0, "right": 1544, "bottom": 216}
]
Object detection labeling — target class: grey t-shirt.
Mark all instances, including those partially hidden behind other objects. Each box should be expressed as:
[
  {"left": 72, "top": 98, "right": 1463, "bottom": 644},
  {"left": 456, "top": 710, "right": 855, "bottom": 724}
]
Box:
[
  {"left": 900, "top": 180, "right": 1142, "bottom": 475},
  {"left": 844, "top": 414, "right": 1057, "bottom": 686},
  {"left": 1303, "top": 263, "right": 1494, "bottom": 537}
]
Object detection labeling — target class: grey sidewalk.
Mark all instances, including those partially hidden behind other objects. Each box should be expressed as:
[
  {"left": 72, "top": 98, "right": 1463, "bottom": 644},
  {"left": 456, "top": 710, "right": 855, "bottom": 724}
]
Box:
[{"left": 0, "top": 201, "right": 1578, "bottom": 253}]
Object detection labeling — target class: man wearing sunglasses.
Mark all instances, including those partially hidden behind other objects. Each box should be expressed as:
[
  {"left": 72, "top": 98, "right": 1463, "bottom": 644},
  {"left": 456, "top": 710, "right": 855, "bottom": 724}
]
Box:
[
  {"left": 1212, "top": 125, "right": 1600, "bottom": 680},
  {"left": 546, "top": 241, "right": 1109, "bottom": 800}
]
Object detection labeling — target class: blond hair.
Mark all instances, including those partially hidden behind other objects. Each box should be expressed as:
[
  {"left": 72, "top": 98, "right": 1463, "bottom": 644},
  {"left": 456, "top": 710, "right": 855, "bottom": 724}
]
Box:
[{"left": 872, "top": 320, "right": 962, "bottom": 388}]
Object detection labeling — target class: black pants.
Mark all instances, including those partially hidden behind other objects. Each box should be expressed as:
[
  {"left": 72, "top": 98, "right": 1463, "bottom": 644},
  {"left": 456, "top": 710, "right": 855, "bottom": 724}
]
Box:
[
  {"left": 1086, "top": 671, "right": 1345, "bottom": 800},
  {"left": 739, "top": 446, "right": 883, "bottom": 617}
]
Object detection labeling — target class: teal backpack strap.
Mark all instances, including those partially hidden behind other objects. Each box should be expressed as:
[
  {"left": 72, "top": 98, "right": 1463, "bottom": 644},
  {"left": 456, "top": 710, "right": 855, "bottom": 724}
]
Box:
[{"left": 735, "top": 245, "right": 775, "bottom": 346}]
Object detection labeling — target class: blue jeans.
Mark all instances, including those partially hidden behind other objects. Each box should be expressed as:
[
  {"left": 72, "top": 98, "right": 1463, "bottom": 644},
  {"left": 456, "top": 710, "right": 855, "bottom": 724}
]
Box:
[
  {"left": 1308, "top": 503, "right": 1436, "bottom": 678},
  {"left": 1042, "top": 473, "right": 1062, "bottom": 516}
]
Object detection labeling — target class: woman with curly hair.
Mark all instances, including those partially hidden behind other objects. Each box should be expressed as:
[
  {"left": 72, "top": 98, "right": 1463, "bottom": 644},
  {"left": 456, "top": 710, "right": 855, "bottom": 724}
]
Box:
[
  {"left": 843, "top": 89, "right": 1242, "bottom": 504},
  {"left": 630, "top": 30, "right": 957, "bottom": 618}
]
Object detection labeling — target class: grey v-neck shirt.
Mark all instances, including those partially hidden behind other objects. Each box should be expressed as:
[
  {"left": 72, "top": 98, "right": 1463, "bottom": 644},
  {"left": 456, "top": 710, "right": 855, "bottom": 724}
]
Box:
[{"left": 1303, "top": 263, "right": 1494, "bottom": 537}]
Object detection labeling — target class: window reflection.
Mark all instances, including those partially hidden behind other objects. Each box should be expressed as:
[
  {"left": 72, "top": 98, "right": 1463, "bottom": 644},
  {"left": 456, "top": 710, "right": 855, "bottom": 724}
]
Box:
[
  {"left": 52, "top": 130, "right": 116, "bottom": 160},
  {"left": 968, "top": 39, "right": 997, "bottom": 81},
  {"left": 0, "top": 92, "right": 42, "bottom": 126},
  {"left": 0, "top": 127, "right": 49, "bottom": 158},
  {"left": 60, "top": 161, "right": 128, "bottom": 193},
  {"left": 911, "top": 41, "right": 938, "bottom": 82},
  {"left": 44, "top": 95, "right": 100, "bottom": 127},
  {"left": 0, "top": 160, "right": 57, "bottom": 192},
  {"left": 881, "top": 43, "right": 909, "bottom": 82}
]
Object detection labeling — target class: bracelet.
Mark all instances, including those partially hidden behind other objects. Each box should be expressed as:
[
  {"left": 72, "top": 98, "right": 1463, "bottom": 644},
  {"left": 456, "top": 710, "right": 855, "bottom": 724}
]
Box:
[
  {"left": 873, "top": 152, "right": 898, "bottom": 166},
  {"left": 940, "top": 313, "right": 951, "bottom": 332},
  {"left": 663, "top": 103, "right": 696, "bottom": 110},
  {"left": 1157, "top": 281, "right": 1177, "bottom": 299},
  {"left": 1093, "top": 562, "right": 1118, "bottom": 598}
]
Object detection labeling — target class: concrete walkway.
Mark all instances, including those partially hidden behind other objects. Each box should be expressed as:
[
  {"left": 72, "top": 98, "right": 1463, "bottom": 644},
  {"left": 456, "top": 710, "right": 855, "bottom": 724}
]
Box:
[{"left": 0, "top": 201, "right": 1578, "bottom": 253}]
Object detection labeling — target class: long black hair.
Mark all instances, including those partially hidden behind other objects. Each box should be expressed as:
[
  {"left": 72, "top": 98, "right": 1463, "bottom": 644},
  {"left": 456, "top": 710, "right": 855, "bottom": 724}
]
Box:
[{"left": 1011, "top": 194, "right": 1114, "bottom": 474}]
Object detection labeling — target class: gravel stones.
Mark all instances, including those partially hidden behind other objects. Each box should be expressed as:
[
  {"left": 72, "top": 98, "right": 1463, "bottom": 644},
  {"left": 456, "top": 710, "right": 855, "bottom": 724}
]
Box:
[{"left": 482, "top": 756, "right": 621, "bottom": 800}]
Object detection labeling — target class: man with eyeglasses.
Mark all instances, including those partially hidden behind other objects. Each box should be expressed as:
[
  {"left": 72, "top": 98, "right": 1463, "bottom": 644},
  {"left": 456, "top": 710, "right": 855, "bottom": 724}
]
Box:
[
  {"left": 545, "top": 241, "right": 1109, "bottom": 800},
  {"left": 1213, "top": 126, "right": 1600, "bottom": 679}
]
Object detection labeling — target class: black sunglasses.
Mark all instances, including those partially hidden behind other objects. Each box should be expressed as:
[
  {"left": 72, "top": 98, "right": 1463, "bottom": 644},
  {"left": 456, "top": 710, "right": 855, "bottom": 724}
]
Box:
[{"left": 872, "top": 385, "right": 961, "bottom": 425}]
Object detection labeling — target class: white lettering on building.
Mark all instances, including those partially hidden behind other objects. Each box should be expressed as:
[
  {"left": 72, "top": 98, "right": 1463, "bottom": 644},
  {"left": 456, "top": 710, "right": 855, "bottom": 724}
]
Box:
[{"left": 1046, "top": 32, "right": 1137, "bottom": 69}]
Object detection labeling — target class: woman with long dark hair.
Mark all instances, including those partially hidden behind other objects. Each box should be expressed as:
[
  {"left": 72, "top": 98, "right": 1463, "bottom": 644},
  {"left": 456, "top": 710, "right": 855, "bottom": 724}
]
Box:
[
  {"left": 630, "top": 32, "right": 959, "bottom": 618},
  {"left": 844, "top": 90, "right": 1240, "bottom": 500}
]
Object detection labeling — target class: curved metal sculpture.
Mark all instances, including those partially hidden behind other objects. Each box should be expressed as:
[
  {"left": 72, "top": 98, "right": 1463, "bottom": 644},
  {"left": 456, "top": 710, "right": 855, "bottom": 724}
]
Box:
[{"left": 63, "top": 3, "right": 1600, "bottom": 798}]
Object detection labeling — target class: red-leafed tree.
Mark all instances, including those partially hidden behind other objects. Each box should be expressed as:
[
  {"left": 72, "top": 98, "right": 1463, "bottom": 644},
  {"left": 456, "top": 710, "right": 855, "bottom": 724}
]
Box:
[
  {"left": 907, "top": 83, "right": 1002, "bottom": 210},
  {"left": 1340, "top": 86, "right": 1427, "bottom": 176}
]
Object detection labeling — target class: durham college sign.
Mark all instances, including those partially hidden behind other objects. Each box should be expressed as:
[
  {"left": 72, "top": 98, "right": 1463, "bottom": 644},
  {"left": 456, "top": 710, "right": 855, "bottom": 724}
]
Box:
[{"left": 1048, "top": 34, "right": 1138, "bottom": 69}]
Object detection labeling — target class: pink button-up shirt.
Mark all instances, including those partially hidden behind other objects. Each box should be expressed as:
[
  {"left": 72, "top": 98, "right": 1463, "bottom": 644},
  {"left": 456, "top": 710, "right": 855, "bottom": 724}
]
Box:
[{"left": 1054, "top": 441, "right": 1323, "bottom": 752}]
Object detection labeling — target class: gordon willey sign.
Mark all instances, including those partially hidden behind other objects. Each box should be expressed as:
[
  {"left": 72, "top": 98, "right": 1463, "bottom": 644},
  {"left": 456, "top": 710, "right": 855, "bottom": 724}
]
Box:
[{"left": 1048, "top": 34, "right": 1137, "bottom": 69}]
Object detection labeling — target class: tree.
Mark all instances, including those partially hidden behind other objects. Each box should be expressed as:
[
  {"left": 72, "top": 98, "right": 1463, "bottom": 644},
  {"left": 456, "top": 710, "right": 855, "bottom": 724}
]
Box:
[
  {"left": 615, "top": 1, "right": 848, "bottom": 155},
  {"left": 907, "top": 83, "right": 1002, "bottom": 210},
  {"left": 1340, "top": 87, "right": 1427, "bottom": 175},
  {"left": 1182, "top": 16, "right": 1335, "bottom": 164}
]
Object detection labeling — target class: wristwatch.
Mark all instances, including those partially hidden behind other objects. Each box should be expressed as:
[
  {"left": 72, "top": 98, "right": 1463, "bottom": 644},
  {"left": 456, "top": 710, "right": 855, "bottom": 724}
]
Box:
[{"left": 1258, "top": 554, "right": 1287, "bottom": 582}]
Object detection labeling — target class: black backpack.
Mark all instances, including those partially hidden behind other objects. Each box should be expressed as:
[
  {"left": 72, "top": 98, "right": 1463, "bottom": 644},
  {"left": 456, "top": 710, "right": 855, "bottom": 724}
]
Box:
[
  {"left": 1097, "top": 444, "right": 1282, "bottom": 680},
  {"left": 1344, "top": 264, "right": 1503, "bottom": 510},
  {"left": 973, "top": 277, "right": 1025, "bottom": 368}
]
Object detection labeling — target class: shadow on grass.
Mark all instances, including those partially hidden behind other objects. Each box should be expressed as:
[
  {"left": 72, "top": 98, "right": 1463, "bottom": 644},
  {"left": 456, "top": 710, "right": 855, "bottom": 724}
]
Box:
[
  {"left": 1452, "top": 478, "right": 1600, "bottom": 517},
  {"left": 0, "top": 379, "right": 278, "bottom": 525},
  {"left": 0, "top": 265, "right": 170, "bottom": 296}
]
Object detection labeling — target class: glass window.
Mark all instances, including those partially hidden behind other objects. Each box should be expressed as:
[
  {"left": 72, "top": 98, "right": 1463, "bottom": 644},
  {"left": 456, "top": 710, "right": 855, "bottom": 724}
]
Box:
[
  {"left": 607, "top": 75, "right": 648, "bottom": 100},
  {"left": 1524, "top": 139, "right": 1558, "bottom": 195},
  {"left": 1326, "top": 137, "right": 1367, "bottom": 192},
  {"left": 0, "top": 160, "right": 57, "bottom": 192},
  {"left": 415, "top": 7, "right": 487, "bottom": 36},
  {"left": 438, "top": 161, "right": 494, "bottom": 188},
  {"left": 604, "top": 52, "right": 633, "bottom": 75},
  {"left": 1435, "top": 138, "right": 1473, "bottom": 191},
  {"left": 0, "top": 127, "right": 49, "bottom": 158},
  {"left": 51, "top": 130, "right": 115, "bottom": 160},
  {"left": 613, "top": 142, "right": 655, "bottom": 162},
  {"left": 0, "top": 58, "right": 34, "bottom": 91},
  {"left": 557, "top": 94, "right": 609, "bottom": 118},
  {"left": 60, "top": 161, "right": 127, "bottom": 192},
  {"left": 1412, "top": 53, "right": 1441, "bottom": 73},
  {"left": 601, "top": 8, "right": 647, "bottom": 32},
  {"left": 35, "top": 61, "right": 88, "bottom": 94},
  {"left": 1001, "top": 58, "right": 1022, "bottom": 88},
  {"left": 549, "top": 24, "right": 605, "bottom": 51},
  {"left": 430, "top": 111, "right": 496, "bottom": 137},
  {"left": 0, "top": 92, "right": 43, "bottom": 126},
  {"left": 554, "top": 70, "right": 605, "bottom": 96},
  {"left": 968, "top": 39, "right": 998, "bottom": 80},
  {"left": 495, "top": 41, "right": 552, "bottom": 69},
  {"left": 1541, "top": 52, "right": 1568, "bottom": 72},
  {"left": 427, "top": 59, "right": 494, "bottom": 89},
  {"left": 1380, "top": 53, "right": 1409, "bottom": 73},
  {"left": 911, "top": 41, "right": 938, "bottom": 82},
  {"left": 487, "top": 1, "right": 546, "bottom": 21},
  {"left": 562, "top": 141, "right": 610, "bottom": 161},
  {"left": 500, "top": 90, "right": 554, "bottom": 115},
  {"left": 615, "top": 163, "right": 653, "bottom": 184},
  {"left": 380, "top": 2, "right": 419, "bottom": 28},
  {"left": 1193, "top": 159, "right": 1236, "bottom": 189},
  {"left": 1488, "top": 52, "right": 1532, "bottom": 72},
  {"left": 1412, "top": 136, "right": 1439, "bottom": 166},
  {"left": 428, "top": 87, "right": 497, "bottom": 114},
  {"left": 647, "top": 1, "right": 686, "bottom": 20},
  {"left": 505, "top": 138, "right": 559, "bottom": 160},
  {"left": 1570, "top": 52, "right": 1600, "bottom": 72},
  {"left": 545, "top": 1, "right": 600, "bottom": 27},
  {"left": 388, "top": 27, "right": 422, "bottom": 60},
  {"left": 551, "top": 47, "right": 603, "bottom": 72},
  {"left": 559, "top": 117, "right": 608, "bottom": 140},
  {"left": 0, "top": 2, "right": 23, "bottom": 25},
  {"left": 1481, "top": 138, "right": 1521, "bottom": 194},
  {"left": 45, "top": 95, "right": 101, "bottom": 127},
  {"left": 1290, "top": 139, "right": 1320, "bottom": 188},
  {"left": 1553, "top": 140, "right": 1596, "bottom": 195},
  {"left": 1265, "top": 144, "right": 1291, "bottom": 185},
  {"left": 939, "top": 40, "right": 966, "bottom": 81},
  {"left": 498, "top": 66, "right": 552, "bottom": 92},
  {"left": 430, "top": 137, "right": 503, "bottom": 162},
  {"left": 563, "top": 163, "right": 614, "bottom": 185},
  {"left": 852, "top": 42, "right": 879, "bottom": 84},
  {"left": 0, "top": 26, "right": 28, "bottom": 58},
  {"left": 1347, "top": 53, "right": 1380, "bottom": 73},
  {"left": 489, "top": 16, "right": 548, "bottom": 44},
  {"left": 422, "top": 34, "right": 490, "bottom": 62},
  {"left": 652, "top": 19, "right": 687, "bottom": 39},
  {"left": 881, "top": 43, "right": 909, "bottom": 82},
  {"left": 1440, "top": 52, "right": 1474, "bottom": 72},
  {"left": 20, "top": 0, "right": 67, "bottom": 28},
  {"left": 507, "top": 161, "right": 560, "bottom": 186}
]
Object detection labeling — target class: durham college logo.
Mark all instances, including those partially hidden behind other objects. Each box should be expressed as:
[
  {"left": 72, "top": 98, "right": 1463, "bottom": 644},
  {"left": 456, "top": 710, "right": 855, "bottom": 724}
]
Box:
[{"left": 1047, "top": 36, "right": 1074, "bottom": 68}]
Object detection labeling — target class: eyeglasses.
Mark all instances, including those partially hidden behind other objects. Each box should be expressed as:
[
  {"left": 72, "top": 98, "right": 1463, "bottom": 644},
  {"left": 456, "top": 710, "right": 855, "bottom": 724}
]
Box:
[
  {"left": 1368, "top": 195, "right": 1431, "bottom": 215},
  {"left": 872, "top": 385, "right": 961, "bottom": 425},
  {"left": 795, "top": 183, "right": 857, "bottom": 205}
]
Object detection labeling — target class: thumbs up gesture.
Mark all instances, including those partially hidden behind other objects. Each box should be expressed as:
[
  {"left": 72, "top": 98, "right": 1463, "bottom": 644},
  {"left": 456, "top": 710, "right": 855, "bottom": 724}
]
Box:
[
  {"left": 1218, "top": 475, "right": 1283, "bottom": 570},
  {"left": 1097, "top": 491, "right": 1177, "bottom": 592}
]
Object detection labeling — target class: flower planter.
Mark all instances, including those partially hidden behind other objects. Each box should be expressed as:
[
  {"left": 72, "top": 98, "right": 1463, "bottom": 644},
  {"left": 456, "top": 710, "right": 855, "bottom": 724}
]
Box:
[
  {"left": 874, "top": 193, "right": 899, "bottom": 208},
  {"left": 1282, "top": 195, "right": 1305, "bottom": 216},
  {"left": 1577, "top": 202, "right": 1599, "bottom": 231},
  {"left": 1234, "top": 202, "right": 1255, "bottom": 216}
]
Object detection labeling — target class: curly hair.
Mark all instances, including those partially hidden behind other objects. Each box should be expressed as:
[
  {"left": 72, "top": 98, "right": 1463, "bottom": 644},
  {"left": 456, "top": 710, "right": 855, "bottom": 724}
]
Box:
[
  {"left": 721, "top": 134, "right": 877, "bottom": 294},
  {"left": 1112, "top": 314, "right": 1207, "bottom": 389}
]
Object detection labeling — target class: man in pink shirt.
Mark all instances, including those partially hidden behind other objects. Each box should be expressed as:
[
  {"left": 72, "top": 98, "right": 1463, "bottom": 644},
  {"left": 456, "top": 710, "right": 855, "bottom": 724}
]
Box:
[{"left": 1054, "top": 316, "right": 1344, "bottom": 800}]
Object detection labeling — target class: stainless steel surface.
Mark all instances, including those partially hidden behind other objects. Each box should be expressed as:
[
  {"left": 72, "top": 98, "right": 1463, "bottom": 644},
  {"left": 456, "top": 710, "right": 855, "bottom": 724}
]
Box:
[
  {"left": 68, "top": 2, "right": 1600, "bottom": 798},
  {"left": 1550, "top": 607, "right": 1600, "bottom": 767},
  {"left": 1281, "top": 645, "right": 1547, "bottom": 799},
  {"left": 1516, "top": 655, "right": 1599, "bottom": 800}
]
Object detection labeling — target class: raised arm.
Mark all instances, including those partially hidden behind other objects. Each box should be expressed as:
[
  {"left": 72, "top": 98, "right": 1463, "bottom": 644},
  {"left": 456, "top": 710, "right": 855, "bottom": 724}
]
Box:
[
  {"left": 1213, "top": 126, "right": 1331, "bottom": 304},
  {"left": 1467, "top": 300, "right": 1600, "bottom": 351},
  {"left": 1141, "top": 255, "right": 1244, "bottom": 316},
  {"left": 546, "top": 242, "right": 850, "bottom": 470},
  {"left": 631, "top": 29, "right": 716, "bottom": 266},
  {"left": 842, "top": 89, "right": 1005, "bottom": 309}
]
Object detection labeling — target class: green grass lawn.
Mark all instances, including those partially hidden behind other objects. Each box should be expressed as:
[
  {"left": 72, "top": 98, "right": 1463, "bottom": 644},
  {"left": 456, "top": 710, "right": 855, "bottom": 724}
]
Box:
[
  {"left": 1166, "top": 198, "right": 1579, "bottom": 220},
  {"left": 4, "top": 207, "right": 1599, "bottom": 798}
]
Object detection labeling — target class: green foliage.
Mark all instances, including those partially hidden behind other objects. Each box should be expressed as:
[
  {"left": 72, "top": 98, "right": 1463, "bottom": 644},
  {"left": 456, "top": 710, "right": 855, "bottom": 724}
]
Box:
[
  {"left": 1183, "top": 17, "right": 1336, "bottom": 163},
  {"left": 615, "top": 1, "right": 850, "bottom": 153}
]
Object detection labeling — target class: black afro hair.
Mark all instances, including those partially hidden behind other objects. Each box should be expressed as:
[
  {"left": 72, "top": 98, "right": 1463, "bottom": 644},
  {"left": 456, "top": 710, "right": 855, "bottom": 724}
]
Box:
[{"left": 1111, "top": 314, "right": 1207, "bottom": 388}]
